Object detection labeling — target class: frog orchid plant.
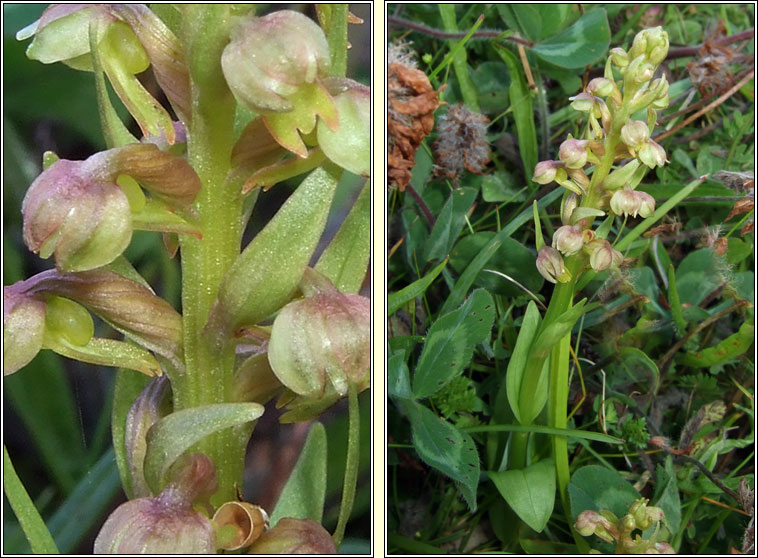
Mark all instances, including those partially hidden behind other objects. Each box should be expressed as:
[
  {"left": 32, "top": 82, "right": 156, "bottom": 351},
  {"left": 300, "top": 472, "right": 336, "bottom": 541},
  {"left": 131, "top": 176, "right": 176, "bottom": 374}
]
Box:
[
  {"left": 497, "top": 26, "right": 707, "bottom": 546},
  {"left": 5, "top": 5, "right": 369, "bottom": 554}
]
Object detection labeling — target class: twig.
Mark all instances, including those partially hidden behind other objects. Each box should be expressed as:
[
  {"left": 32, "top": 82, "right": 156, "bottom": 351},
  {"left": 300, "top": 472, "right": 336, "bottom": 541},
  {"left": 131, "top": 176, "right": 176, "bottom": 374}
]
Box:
[
  {"left": 656, "top": 299, "right": 751, "bottom": 370},
  {"left": 404, "top": 184, "right": 436, "bottom": 228},
  {"left": 654, "top": 69, "right": 755, "bottom": 142},
  {"left": 387, "top": 15, "right": 534, "bottom": 46},
  {"left": 667, "top": 29, "right": 755, "bottom": 59}
]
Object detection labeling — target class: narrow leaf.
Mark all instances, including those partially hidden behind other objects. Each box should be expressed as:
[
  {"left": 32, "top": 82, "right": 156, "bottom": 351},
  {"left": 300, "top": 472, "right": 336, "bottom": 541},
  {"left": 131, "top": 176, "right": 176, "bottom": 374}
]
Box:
[
  {"left": 388, "top": 258, "right": 448, "bottom": 316},
  {"left": 270, "top": 422, "right": 327, "bottom": 526},
  {"left": 112, "top": 369, "right": 152, "bottom": 498},
  {"left": 315, "top": 181, "right": 370, "bottom": 294},
  {"left": 3, "top": 446, "right": 60, "bottom": 554},
  {"left": 506, "top": 301, "right": 541, "bottom": 424},
  {"left": 144, "top": 402, "right": 264, "bottom": 493},
  {"left": 413, "top": 289, "right": 495, "bottom": 399},
  {"left": 489, "top": 458, "right": 556, "bottom": 532},
  {"left": 679, "top": 322, "right": 755, "bottom": 368},
  {"left": 424, "top": 187, "right": 478, "bottom": 262}
]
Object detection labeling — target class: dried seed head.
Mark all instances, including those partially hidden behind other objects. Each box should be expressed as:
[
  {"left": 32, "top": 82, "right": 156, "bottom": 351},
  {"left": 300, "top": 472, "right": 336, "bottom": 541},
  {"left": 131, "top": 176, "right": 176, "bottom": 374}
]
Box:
[{"left": 433, "top": 104, "right": 490, "bottom": 180}]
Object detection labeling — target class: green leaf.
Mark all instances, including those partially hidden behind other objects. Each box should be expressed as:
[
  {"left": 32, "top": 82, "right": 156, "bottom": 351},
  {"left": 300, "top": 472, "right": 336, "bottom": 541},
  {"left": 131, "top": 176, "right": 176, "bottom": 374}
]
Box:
[
  {"left": 112, "top": 369, "right": 152, "bottom": 498},
  {"left": 675, "top": 248, "right": 723, "bottom": 307},
  {"left": 679, "top": 322, "right": 755, "bottom": 368},
  {"left": 531, "top": 299, "right": 587, "bottom": 360},
  {"left": 423, "top": 187, "right": 478, "bottom": 262},
  {"left": 463, "top": 424, "right": 624, "bottom": 445},
  {"left": 506, "top": 301, "right": 542, "bottom": 424},
  {"left": 3, "top": 446, "right": 59, "bottom": 554},
  {"left": 568, "top": 465, "right": 641, "bottom": 521},
  {"left": 531, "top": 9, "right": 610, "bottom": 69},
  {"left": 489, "top": 458, "right": 556, "bottom": 532},
  {"left": 4, "top": 351, "right": 84, "bottom": 494},
  {"left": 388, "top": 350, "right": 414, "bottom": 400},
  {"left": 611, "top": 347, "right": 660, "bottom": 393},
  {"left": 494, "top": 44, "right": 538, "bottom": 184},
  {"left": 449, "top": 232, "right": 544, "bottom": 298},
  {"left": 216, "top": 165, "right": 339, "bottom": 330},
  {"left": 388, "top": 258, "right": 448, "bottom": 316},
  {"left": 441, "top": 188, "right": 562, "bottom": 314},
  {"left": 653, "top": 457, "right": 681, "bottom": 537},
  {"left": 144, "top": 402, "right": 264, "bottom": 493},
  {"left": 315, "top": 181, "right": 370, "bottom": 294},
  {"left": 270, "top": 422, "right": 327, "bottom": 526},
  {"left": 726, "top": 237, "right": 753, "bottom": 266},
  {"left": 406, "top": 400, "right": 480, "bottom": 510},
  {"left": 46, "top": 449, "right": 122, "bottom": 553},
  {"left": 413, "top": 289, "right": 495, "bottom": 399}
]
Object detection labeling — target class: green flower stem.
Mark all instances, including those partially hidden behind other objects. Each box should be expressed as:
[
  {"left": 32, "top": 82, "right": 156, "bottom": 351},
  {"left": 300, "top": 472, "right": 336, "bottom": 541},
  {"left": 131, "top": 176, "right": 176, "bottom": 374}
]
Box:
[
  {"left": 4, "top": 445, "right": 60, "bottom": 554},
  {"left": 325, "top": 5, "right": 348, "bottom": 78},
  {"left": 176, "top": 5, "right": 248, "bottom": 505},
  {"left": 333, "top": 383, "right": 360, "bottom": 548}
]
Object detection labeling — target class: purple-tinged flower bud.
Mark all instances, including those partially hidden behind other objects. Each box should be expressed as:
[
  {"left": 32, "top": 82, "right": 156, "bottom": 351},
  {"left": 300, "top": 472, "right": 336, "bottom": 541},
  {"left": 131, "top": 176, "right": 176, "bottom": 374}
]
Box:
[
  {"left": 574, "top": 510, "right": 616, "bottom": 544},
  {"left": 621, "top": 120, "right": 650, "bottom": 151},
  {"left": 552, "top": 225, "right": 584, "bottom": 256},
  {"left": 213, "top": 501, "right": 269, "bottom": 551},
  {"left": 609, "top": 47, "right": 629, "bottom": 68},
  {"left": 22, "top": 159, "right": 132, "bottom": 272},
  {"left": 638, "top": 139, "right": 667, "bottom": 169},
  {"left": 3, "top": 289, "right": 46, "bottom": 375},
  {"left": 610, "top": 189, "right": 642, "bottom": 217},
  {"left": 586, "top": 240, "right": 623, "bottom": 272},
  {"left": 533, "top": 160, "right": 566, "bottom": 184},
  {"left": 569, "top": 92, "right": 600, "bottom": 113},
  {"left": 248, "top": 518, "right": 336, "bottom": 555},
  {"left": 559, "top": 139, "right": 589, "bottom": 169},
  {"left": 267, "top": 269, "right": 370, "bottom": 398},
  {"left": 536, "top": 246, "right": 571, "bottom": 284},
  {"left": 221, "top": 11, "right": 337, "bottom": 158},
  {"left": 317, "top": 78, "right": 370, "bottom": 176},
  {"left": 94, "top": 454, "right": 218, "bottom": 554}
]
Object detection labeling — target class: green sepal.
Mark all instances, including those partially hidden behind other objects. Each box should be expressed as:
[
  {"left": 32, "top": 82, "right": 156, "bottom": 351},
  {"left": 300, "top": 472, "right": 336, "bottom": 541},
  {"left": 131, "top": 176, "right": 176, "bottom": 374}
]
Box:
[
  {"left": 42, "top": 334, "right": 162, "bottom": 377},
  {"left": 242, "top": 148, "right": 327, "bottom": 194},
  {"left": 131, "top": 199, "right": 202, "bottom": 238}
]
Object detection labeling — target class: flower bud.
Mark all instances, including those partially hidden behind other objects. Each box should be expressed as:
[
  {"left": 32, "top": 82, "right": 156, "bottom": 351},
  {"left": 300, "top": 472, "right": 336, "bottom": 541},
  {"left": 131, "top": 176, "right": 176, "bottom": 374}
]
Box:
[
  {"left": 559, "top": 139, "right": 588, "bottom": 169},
  {"left": 621, "top": 120, "right": 650, "bottom": 151},
  {"left": 247, "top": 518, "right": 336, "bottom": 555},
  {"left": 609, "top": 47, "right": 629, "bottom": 68},
  {"left": 552, "top": 225, "right": 584, "bottom": 256},
  {"left": 94, "top": 454, "right": 218, "bottom": 554},
  {"left": 213, "top": 502, "right": 268, "bottom": 551},
  {"left": 586, "top": 77, "right": 614, "bottom": 97},
  {"left": 626, "top": 56, "right": 655, "bottom": 85},
  {"left": 317, "top": 78, "right": 370, "bottom": 176},
  {"left": 533, "top": 160, "right": 566, "bottom": 184},
  {"left": 3, "top": 289, "right": 46, "bottom": 375},
  {"left": 22, "top": 159, "right": 132, "bottom": 272},
  {"left": 652, "top": 542, "right": 676, "bottom": 554},
  {"left": 569, "top": 92, "right": 600, "bottom": 113},
  {"left": 536, "top": 246, "right": 571, "bottom": 284},
  {"left": 621, "top": 513, "right": 636, "bottom": 533},
  {"left": 638, "top": 140, "right": 667, "bottom": 169},
  {"left": 221, "top": 11, "right": 337, "bottom": 157},
  {"left": 637, "top": 191, "right": 656, "bottom": 217},
  {"left": 574, "top": 510, "right": 616, "bottom": 544},
  {"left": 610, "top": 189, "right": 642, "bottom": 217},
  {"left": 629, "top": 27, "right": 669, "bottom": 66},
  {"left": 586, "top": 239, "right": 623, "bottom": 272},
  {"left": 267, "top": 271, "right": 370, "bottom": 398}
]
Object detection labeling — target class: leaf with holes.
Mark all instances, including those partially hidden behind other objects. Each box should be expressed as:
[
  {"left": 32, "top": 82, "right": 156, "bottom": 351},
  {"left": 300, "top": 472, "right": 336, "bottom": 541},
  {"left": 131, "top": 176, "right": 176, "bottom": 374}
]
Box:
[
  {"left": 406, "top": 400, "right": 480, "bottom": 510},
  {"left": 413, "top": 289, "right": 495, "bottom": 399}
]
